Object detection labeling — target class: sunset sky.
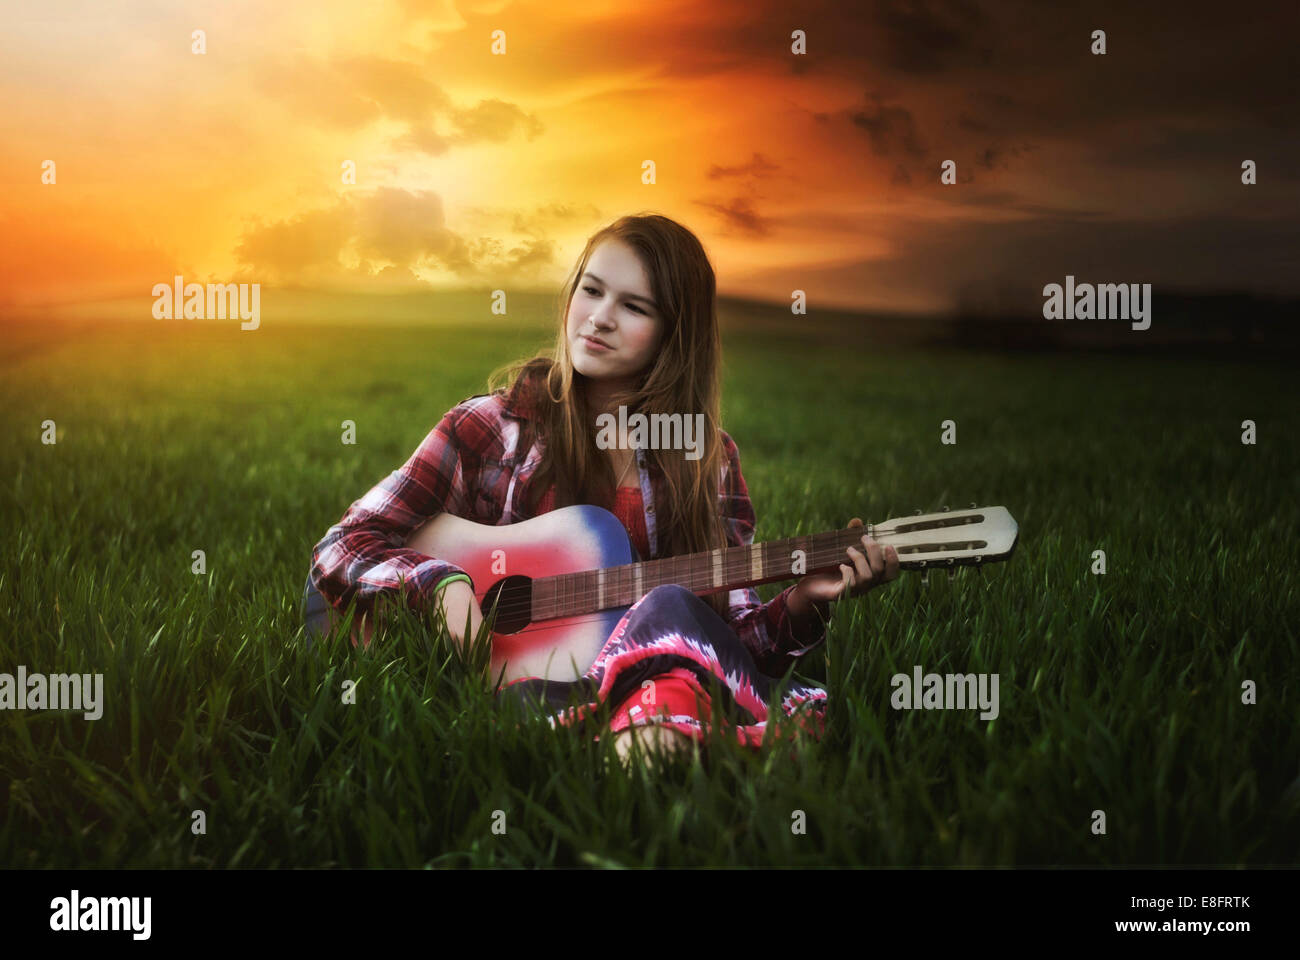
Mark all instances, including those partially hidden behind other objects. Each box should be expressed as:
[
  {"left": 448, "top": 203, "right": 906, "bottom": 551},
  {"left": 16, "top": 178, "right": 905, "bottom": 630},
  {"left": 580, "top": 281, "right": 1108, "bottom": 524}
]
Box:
[{"left": 2, "top": 0, "right": 1296, "bottom": 316}]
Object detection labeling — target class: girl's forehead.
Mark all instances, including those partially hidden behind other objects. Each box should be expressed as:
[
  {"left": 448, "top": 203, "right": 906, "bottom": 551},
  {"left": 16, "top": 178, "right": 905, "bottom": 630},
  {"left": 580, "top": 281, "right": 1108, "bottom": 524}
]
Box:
[{"left": 586, "top": 242, "right": 653, "bottom": 291}]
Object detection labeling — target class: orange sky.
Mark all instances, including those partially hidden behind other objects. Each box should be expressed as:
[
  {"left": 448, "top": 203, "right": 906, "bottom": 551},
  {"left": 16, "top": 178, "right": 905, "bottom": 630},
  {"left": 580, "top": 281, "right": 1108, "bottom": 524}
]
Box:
[{"left": 2, "top": 0, "right": 1295, "bottom": 316}]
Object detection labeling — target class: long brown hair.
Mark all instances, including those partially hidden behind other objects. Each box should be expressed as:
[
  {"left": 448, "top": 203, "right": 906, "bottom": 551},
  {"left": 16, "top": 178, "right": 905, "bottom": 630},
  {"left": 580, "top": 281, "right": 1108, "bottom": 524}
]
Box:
[{"left": 487, "top": 213, "right": 730, "bottom": 619}]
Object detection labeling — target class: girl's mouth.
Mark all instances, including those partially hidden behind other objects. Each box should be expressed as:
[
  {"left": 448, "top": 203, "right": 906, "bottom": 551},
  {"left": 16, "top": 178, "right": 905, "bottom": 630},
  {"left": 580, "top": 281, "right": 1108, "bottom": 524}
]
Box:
[{"left": 582, "top": 336, "right": 612, "bottom": 352}]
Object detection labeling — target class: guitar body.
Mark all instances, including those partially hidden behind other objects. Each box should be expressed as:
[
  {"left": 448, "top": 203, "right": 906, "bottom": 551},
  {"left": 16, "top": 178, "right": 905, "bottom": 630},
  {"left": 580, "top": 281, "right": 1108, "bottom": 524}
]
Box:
[{"left": 406, "top": 505, "right": 636, "bottom": 685}]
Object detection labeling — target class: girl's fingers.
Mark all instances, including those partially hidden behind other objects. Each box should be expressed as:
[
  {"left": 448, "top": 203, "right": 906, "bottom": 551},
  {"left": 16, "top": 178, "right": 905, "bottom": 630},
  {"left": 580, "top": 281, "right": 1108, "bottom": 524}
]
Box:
[
  {"left": 847, "top": 537, "right": 895, "bottom": 595},
  {"left": 862, "top": 536, "right": 886, "bottom": 578},
  {"left": 837, "top": 538, "right": 902, "bottom": 597},
  {"left": 846, "top": 545, "right": 872, "bottom": 590}
]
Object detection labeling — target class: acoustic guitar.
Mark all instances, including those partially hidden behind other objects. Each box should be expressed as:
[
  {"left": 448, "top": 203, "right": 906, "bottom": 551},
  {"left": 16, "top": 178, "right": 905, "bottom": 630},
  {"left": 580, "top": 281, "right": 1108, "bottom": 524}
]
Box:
[{"left": 402, "top": 504, "right": 1019, "bottom": 685}]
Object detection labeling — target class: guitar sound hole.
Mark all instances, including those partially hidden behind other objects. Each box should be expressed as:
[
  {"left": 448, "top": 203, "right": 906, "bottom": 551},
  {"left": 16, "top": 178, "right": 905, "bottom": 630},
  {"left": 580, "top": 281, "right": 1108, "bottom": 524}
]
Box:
[{"left": 481, "top": 575, "right": 533, "bottom": 634}]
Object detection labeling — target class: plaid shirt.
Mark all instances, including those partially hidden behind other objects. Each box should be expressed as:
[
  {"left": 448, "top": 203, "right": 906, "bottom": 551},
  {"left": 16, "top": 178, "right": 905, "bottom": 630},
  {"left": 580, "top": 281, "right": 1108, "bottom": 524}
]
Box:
[{"left": 309, "top": 376, "right": 830, "bottom": 678}]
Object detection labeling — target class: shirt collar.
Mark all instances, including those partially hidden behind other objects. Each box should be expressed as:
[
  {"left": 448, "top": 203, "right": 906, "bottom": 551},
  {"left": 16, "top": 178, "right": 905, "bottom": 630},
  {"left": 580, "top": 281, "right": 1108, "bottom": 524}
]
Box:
[{"left": 500, "top": 373, "right": 542, "bottom": 422}]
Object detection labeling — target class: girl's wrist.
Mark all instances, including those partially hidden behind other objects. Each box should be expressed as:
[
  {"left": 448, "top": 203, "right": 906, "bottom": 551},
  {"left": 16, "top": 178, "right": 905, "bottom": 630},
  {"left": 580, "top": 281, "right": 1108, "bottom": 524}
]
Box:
[
  {"left": 787, "top": 581, "right": 815, "bottom": 618},
  {"left": 788, "top": 580, "right": 831, "bottom": 619}
]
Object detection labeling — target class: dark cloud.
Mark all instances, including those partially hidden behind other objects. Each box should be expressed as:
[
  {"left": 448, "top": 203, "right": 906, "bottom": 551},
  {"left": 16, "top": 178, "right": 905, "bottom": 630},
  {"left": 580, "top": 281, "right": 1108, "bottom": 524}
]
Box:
[
  {"left": 872, "top": 0, "right": 995, "bottom": 74},
  {"left": 706, "top": 152, "right": 782, "bottom": 180},
  {"left": 851, "top": 97, "right": 928, "bottom": 158},
  {"left": 691, "top": 196, "right": 774, "bottom": 237}
]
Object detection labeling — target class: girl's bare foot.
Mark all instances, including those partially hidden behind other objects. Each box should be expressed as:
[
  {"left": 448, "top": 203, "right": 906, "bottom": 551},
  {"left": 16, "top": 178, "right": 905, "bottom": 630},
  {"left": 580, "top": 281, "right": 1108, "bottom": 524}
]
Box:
[{"left": 611, "top": 723, "right": 694, "bottom": 768}]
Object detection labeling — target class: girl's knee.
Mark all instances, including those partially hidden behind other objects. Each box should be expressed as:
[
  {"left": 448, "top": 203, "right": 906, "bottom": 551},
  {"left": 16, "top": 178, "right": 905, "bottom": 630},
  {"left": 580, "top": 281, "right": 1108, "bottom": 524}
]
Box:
[{"left": 645, "top": 583, "right": 695, "bottom": 604}]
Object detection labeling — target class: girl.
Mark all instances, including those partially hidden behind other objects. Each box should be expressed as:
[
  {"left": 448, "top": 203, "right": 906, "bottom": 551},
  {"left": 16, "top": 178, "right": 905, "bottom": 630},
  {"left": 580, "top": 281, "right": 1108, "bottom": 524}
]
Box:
[{"left": 304, "top": 213, "right": 899, "bottom": 765}]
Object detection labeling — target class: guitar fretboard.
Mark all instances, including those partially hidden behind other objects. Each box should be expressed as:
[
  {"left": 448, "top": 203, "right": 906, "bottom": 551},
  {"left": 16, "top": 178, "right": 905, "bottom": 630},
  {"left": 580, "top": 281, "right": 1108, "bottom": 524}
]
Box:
[{"left": 530, "top": 525, "right": 893, "bottom": 621}]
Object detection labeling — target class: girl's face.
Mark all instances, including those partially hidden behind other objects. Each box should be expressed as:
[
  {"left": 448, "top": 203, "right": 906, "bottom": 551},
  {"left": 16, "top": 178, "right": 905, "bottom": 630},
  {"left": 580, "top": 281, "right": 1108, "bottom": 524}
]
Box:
[{"left": 567, "top": 239, "right": 664, "bottom": 389}]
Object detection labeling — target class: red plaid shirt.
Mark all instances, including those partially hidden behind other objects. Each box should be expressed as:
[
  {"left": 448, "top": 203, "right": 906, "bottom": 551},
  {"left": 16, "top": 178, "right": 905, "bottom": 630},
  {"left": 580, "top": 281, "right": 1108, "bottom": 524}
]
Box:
[{"left": 309, "top": 376, "right": 830, "bottom": 677}]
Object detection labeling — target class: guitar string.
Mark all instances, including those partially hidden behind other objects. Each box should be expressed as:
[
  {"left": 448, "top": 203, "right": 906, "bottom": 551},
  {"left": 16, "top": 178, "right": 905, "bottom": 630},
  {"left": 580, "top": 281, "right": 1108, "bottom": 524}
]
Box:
[
  {"left": 417, "top": 523, "right": 993, "bottom": 625},
  {"left": 437, "top": 524, "right": 990, "bottom": 624},
  {"left": 523, "top": 527, "right": 959, "bottom": 621}
]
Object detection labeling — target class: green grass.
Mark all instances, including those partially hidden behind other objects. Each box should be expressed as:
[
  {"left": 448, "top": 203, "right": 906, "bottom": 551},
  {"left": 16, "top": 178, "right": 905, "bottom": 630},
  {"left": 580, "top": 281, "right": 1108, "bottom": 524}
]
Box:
[{"left": 1, "top": 314, "right": 1297, "bottom": 866}]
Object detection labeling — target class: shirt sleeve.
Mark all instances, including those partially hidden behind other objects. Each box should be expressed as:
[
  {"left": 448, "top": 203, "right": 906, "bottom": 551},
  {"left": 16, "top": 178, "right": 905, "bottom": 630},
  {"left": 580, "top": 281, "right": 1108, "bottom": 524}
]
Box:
[
  {"left": 309, "top": 403, "right": 477, "bottom": 631},
  {"left": 717, "top": 430, "right": 832, "bottom": 678}
]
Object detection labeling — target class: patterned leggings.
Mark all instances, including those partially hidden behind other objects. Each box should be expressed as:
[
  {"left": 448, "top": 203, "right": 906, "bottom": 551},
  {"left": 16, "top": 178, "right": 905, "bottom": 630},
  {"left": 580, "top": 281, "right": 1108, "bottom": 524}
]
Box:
[
  {"left": 302, "top": 577, "right": 828, "bottom": 750},
  {"left": 501, "top": 584, "right": 828, "bottom": 750}
]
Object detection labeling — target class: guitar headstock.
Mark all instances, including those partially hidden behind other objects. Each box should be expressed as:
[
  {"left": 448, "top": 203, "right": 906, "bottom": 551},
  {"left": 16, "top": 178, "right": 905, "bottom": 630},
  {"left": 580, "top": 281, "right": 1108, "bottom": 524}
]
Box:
[{"left": 873, "top": 505, "right": 1018, "bottom": 578}]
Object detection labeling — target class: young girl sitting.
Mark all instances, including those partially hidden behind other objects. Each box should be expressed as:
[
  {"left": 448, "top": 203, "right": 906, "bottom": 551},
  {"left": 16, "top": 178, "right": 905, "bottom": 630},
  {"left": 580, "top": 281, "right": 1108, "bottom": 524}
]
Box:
[{"left": 304, "top": 213, "right": 899, "bottom": 765}]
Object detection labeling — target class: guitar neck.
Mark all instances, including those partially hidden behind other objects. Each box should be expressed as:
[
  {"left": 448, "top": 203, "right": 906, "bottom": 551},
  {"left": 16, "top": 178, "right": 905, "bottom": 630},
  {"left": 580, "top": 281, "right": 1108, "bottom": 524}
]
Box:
[{"left": 530, "top": 525, "right": 895, "bottom": 621}]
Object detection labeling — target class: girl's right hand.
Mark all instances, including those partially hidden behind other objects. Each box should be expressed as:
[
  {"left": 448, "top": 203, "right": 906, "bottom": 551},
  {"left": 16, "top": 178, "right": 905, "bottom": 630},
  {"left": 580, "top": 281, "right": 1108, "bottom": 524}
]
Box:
[{"left": 435, "top": 580, "right": 486, "bottom": 652}]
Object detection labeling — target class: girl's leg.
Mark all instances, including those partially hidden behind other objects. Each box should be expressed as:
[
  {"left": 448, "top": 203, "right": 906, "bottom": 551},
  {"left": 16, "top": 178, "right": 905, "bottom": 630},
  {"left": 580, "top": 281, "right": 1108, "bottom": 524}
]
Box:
[{"left": 302, "top": 574, "right": 331, "bottom": 650}]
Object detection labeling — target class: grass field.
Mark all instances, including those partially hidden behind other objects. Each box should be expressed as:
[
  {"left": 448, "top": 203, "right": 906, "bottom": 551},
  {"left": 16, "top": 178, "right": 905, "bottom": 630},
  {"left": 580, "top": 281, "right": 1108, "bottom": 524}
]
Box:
[{"left": 2, "top": 313, "right": 1297, "bottom": 867}]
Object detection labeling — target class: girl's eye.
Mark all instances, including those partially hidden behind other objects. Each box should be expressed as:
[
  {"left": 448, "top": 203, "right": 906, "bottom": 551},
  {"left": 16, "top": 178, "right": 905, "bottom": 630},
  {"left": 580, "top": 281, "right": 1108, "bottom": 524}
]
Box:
[{"left": 583, "top": 286, "right": 646, "bottom": 315}]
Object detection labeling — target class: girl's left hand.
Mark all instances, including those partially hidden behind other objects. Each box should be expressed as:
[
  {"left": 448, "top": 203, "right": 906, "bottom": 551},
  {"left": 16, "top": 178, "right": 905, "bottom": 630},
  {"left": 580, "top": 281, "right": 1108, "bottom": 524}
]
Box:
[{"left": 792, "top": 517, "right": 900, "bottom": 609}]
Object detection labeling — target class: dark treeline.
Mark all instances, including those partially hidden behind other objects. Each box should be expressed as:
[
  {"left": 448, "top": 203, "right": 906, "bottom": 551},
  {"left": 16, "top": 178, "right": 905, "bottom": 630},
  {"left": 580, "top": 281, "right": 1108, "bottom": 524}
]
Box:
[{"left": 945, "top": 291, "right": 1299, "bottom": 353}]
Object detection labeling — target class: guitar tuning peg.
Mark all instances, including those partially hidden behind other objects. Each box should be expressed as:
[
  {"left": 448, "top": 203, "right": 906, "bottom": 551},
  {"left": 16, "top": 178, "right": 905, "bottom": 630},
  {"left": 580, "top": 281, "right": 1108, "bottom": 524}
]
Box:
[
  {"left": 915, "top": 508, "right": 923, "bottom": 515},
  {"left": 941, "top": 505, "right": 950, "bottom": 512},
  {"left": 969, "top": 502, "right": 977, "bottom": 509},
  {"left": 920, "top": 569, "right": 930, "bottom": 587},
  {"left": 947, "top": 567, "right": 957, "bottom": 581}
]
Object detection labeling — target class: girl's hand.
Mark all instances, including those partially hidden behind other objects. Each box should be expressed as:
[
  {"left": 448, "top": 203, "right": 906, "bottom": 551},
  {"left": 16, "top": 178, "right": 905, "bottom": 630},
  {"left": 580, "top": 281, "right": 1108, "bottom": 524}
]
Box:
[
  {"left": 790, "top": 517, "right": 900, "bottom": 613},
  {"left": 347, "top": 582, "right": 484, "bottom": 651}
]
